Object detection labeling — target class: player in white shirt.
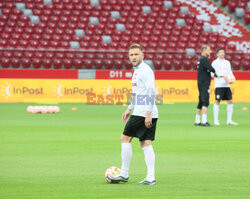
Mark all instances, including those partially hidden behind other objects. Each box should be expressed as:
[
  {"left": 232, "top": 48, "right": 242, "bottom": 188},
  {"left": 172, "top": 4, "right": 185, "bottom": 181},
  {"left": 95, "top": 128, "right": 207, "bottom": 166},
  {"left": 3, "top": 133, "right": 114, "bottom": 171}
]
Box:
[
  {"left": 107, "top": 44, "right": 158, "bottom": 185},
  {"left": 212, "top": 49, "right": 238, "bottom": 125}
]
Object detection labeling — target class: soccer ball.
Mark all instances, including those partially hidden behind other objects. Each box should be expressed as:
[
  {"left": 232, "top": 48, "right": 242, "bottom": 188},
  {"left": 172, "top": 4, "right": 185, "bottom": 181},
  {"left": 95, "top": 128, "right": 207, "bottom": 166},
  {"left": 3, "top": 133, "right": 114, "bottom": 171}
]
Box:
[
  {"left": 104, "top": 166, "right": 120, "bottom": 184},
  {"left": 226, "top": 75, "right": 235, "bottom": 84},
  {"left": 54, "top": 106, "right": 60, "bottom": 113},
  {"left": 27, "top": 106, "right": 34, "bottom": 113}
]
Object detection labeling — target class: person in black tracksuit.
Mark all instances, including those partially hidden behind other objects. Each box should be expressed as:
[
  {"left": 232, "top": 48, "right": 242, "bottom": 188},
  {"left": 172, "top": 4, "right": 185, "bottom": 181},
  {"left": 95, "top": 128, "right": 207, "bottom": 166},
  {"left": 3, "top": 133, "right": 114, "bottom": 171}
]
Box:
[{"left": 195, "top": 45, "right": 218, "bottom": 126}]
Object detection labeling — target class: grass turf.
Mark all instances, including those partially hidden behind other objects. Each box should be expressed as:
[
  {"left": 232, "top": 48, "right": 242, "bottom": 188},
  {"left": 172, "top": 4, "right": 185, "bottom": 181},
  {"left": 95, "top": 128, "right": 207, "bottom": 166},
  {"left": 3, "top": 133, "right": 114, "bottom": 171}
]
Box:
[{"left": 0, "top": 103, "right": 250, "bottom": 199}]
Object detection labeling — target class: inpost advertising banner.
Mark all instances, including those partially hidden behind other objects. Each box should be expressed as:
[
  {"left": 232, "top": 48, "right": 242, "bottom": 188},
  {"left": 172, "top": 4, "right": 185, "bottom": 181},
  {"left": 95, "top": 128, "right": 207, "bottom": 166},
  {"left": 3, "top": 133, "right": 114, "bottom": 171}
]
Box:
[{"left": 0, "top": 79, "right": 249, "bottom": 103}]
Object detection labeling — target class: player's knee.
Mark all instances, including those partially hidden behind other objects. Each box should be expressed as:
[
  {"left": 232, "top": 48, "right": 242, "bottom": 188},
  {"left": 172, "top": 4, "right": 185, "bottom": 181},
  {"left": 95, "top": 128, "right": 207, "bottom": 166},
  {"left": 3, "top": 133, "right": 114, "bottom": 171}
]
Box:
[
  {"left": 120, "top": 134, "right": 132, "bottom": 143},
  {"left": 140, "top": 140, "right": 152, "bottom": 148},
  {"left": 215, "top": 100, "right": 220, "bottom": 105},
  {"left": 197, "top": 102, "right": 202, "bottom": 110},
  {"left": 203, "top": 101, "right": 209, "bottom": 107},
  {"left": 228, "top": 100, "right": 233, "bottom": 104}
]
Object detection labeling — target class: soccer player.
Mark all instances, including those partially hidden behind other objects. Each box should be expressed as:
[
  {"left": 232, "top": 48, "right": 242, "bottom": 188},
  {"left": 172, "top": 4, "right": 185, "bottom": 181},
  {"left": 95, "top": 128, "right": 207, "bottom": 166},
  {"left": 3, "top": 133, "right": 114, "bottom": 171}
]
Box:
[
  {"left": 107, "top": 44, "right": 158, "bottom": 185},
  {"left": 212, "top": 48, "right": 238, "bottom": 125},
  {"left": 195, "top": 45, "right": 218, "bottom": 127}
]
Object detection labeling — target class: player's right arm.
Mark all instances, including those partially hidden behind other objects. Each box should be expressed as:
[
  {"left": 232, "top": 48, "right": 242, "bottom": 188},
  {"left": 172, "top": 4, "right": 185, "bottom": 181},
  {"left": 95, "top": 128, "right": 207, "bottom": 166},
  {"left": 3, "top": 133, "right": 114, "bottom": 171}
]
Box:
[
  {"left": 122, "top": 109, "right": 131, "bottom": 123},
  {"left": 228, "top": 61, "right": 235, "bottom": 78}
]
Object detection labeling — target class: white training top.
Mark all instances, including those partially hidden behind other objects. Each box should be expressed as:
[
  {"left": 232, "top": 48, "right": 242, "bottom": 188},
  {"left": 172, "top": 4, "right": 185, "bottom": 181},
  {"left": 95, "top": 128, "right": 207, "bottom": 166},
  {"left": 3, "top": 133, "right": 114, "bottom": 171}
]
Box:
[
  {"left": 128, "top": 61, "right": 158, "bottom": 118},
  {"left": 212, "top": 58, "right": 234, "bottom": 88}
]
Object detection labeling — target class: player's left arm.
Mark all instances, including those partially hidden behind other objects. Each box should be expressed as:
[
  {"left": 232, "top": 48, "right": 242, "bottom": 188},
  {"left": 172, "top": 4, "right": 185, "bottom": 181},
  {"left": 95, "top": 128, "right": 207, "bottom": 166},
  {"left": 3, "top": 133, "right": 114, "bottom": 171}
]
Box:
[
  {"left": 211, "top": 61, "right": 218, "bottom": 78},
  {"left": 144, "top": 69, "right": 156, "bottom": 128},
  {"left": 228, "top": 61, "right": 236, "bottom": 80},
  {"left": 205, "top": 59, "right": 218, "bottom": 77}
]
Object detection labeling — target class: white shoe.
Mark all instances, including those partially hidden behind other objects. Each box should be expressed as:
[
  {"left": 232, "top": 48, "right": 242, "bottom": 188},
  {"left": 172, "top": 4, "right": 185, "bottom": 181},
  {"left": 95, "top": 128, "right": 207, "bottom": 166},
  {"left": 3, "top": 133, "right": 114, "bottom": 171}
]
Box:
[
  {"left": 214, "top": 121, "right": 220, "bottom": 125},
  {"left": 227, "top": 121, "right": 238, "bottom": 125}
]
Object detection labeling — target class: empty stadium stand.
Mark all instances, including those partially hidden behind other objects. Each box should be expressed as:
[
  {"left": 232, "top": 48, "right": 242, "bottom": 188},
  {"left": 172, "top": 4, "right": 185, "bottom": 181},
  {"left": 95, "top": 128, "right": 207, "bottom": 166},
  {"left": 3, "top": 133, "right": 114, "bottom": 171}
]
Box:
[
  {"left": 0, "top": 0, "right": 249, "bottom": 70},
  {"left": 219, "top": 0, "right": 250, "bottom": 24}
]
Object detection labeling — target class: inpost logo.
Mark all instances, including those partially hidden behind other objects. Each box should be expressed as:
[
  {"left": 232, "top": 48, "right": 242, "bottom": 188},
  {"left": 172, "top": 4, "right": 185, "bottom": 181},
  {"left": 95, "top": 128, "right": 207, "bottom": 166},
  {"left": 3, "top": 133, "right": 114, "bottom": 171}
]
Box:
[
  {"left": 1, "top": 82, "right": 43, "bottom": 98},
  {"left": 102, "top": 83, "right": 132, "bottom": 96},
  {"left": 54, "top": 83, "right": 93, "bottom": 98},
  {"left": 102, "top": 83, "right": 113, "bottom": 96},
  {"left": 1, "top": 82, "right": 12, "bottom": 99},
  {"left": 54, "top": 83, "right": 63, "bottom": 98}
]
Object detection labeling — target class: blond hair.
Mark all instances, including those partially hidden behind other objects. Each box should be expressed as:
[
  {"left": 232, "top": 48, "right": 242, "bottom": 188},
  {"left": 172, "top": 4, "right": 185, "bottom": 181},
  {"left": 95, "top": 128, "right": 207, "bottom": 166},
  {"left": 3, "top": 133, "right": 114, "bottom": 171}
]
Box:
[{"left": 128, "top": 44, "right": 143, "bottom": 52}]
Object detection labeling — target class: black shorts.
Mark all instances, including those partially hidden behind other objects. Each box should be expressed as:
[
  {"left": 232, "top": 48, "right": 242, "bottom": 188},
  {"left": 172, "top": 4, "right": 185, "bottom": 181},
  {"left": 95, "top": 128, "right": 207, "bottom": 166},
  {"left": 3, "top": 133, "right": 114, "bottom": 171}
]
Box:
[
  {"left": 197, "top": 84, "right": 210, "bottom": 109},
  {"left": 215, "top": 87, "right": 232, "bottom": 101},
  {"left": 123, "top": 115, "right": 158, "bottom": 141}
]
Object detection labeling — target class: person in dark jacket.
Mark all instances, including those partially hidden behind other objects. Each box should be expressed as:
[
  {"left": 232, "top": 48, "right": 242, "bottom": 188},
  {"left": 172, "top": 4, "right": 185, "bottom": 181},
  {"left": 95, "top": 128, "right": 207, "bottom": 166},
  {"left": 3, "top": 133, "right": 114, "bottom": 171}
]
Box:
[{"left": 195, "top": 45, "right": 218, "bottom": 127}]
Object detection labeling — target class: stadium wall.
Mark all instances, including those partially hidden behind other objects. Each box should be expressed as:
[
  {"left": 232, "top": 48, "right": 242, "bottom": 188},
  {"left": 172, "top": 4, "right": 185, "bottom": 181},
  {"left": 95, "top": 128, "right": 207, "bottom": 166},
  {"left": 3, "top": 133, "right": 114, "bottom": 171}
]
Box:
[{"left": 0, "top": 69, "right": 250, "bottom": 103}]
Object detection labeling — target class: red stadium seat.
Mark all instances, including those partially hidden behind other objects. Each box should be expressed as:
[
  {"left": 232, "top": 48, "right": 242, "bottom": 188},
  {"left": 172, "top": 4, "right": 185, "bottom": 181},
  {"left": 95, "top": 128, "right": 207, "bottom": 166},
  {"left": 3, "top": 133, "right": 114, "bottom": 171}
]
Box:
[
  {"left": 233, "top": 53, "right": 243, "bottom": 61},
  {"left": 219, "top": 37, "right": 227, "bottom": 44},
  {"left": 32, "top": 58, "right": 43, "bottom": 69},
  {"left": 182, "top": 31, "right": 191, "bottom": 37},
  {"left": 173, "top": 60, "right": 182, "bottom": 70},
  {"left": 178, "top": 42, "right": 187, "bottom": 50},
  {"left": 21, "top": 58, "right": 32, "bottom": 69},
  {"left": 43, "top": 59, "right": 53, "bottom": 69},
  {"left": 61, "top": 41, "right": 70, "bottom": 49},
  {"left": 242, "top": 60, "right": 250, "bottom": 70},
  {"left": 83, "top": 60, "right": 93, "bottom": 69},
  {"left": 94, "top": 60, "right": 103, "bottom": 69},
  {"left": 53, "top": 59, "right": 63, "bottom": 69},
  {"left": 221, "top": 0, "right": 229, "bottom": 6},
  {"left": 63, "top": 59, "right": 73, "bottom": 69},
  {"left": 154, "top": 60, "right": 162, "bottom": 70},
  {"left": 183, "top": 60, "right": 192, "bottom": 70},
  {"left": 2, "top": 8, "right": 11, "bottom": 15},
  {"left": 14, "top": 51, "right": 23, "bottom": 59},
  {"left": 1, "top": 58, "right": 11, "bottom": 68},
  {"left": 227, "top": 44, "right": 236, "bottom": 51},
  {"left": 73, "top": 59, "right": 83, "bottom": 69},
  {"left": 74, "top": 53, "right": 84, "bottom": 60},
  {"left": 104, "top": 59, "right": 113, "bottom": 69},
  {"left": 186, "top": 18, "right": 195, "bottom": 26},
  {"left": 9, "top": 40, "right": 18, "bottom": 48},
  {"left": 228, "top": 1, "right": 237, "bottom": 12},
  {"left": 106, "top": 54, "right": 114, "bottom": 60},
  {"left": 225, "top": 53, "right": 232, "bottom": 61},
  {"left": 3, "top": 51, "right": 13, "bottom": 58},
  {"left": 0, "top": 40, "right": 8, "bottom": 48},
  {"left": 114, "top": 59, "right": 123, "bottom": 70},
  {"left": 217, "top": 42, "right": 226, "bottom": 49},
  {"left": 163, "top": 60, "right": 172, "bottom": 70},
  {"left": 244, "top": 14, "right": 250, "bottom": 24},
  {"left": 231, "top": 60, "right": 241, "bottom": 70},
  {"left": 51, "top": 41, "right": 60, "bottom": 48},
  {"left": 11, "top": 58, "right": 21, "bottom": 68},
  {"left": 86, "top": 52, "right": 96, "bottom": 60},
  {"left": 124, "top": 59, "right": 132, "bottom": 70},
  {"left": 243, "top": 53, "right": 250, "bottom": 60}
]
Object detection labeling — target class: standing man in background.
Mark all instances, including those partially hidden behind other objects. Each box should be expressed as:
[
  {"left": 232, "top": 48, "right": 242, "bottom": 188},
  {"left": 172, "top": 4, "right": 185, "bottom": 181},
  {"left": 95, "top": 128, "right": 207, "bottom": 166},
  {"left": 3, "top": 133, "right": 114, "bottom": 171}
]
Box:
[
  {"left": 195, "top": 45, "right": 218, "bottom": 127},
  {"left": 212, "top": 48, "right": 238, "bottom": 125}
]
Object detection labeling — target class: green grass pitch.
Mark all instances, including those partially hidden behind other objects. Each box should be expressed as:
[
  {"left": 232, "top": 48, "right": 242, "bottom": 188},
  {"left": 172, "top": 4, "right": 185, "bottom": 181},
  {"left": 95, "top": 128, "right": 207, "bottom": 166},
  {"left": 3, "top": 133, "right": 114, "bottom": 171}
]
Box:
[{"left": 0, "top": 103, "right": 250, "bottom": 199}]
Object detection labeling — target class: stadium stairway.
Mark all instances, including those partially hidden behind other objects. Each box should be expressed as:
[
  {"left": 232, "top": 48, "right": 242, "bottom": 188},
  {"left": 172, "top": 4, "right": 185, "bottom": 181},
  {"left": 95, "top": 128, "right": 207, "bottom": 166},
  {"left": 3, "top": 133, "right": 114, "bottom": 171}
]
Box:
[{"left": 214, "top": 0, "right": 250, "bottom": 27}]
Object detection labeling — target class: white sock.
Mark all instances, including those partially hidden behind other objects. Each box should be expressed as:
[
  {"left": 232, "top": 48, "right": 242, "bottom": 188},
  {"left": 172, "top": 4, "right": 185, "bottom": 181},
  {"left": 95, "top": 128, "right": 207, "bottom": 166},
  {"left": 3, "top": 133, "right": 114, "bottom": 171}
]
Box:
[
  {"left": 120, "top": 143, "right": 132, "bottom": 178},
  {"left": 202, "top": 114, "right": 207, "bottom": 124},
  {"left": 195, "top": 115, "right": 200, "bottom": 124},
  {"left": 213, "top": 104, "right": 219, "bottom": 122},
  {"left": 227, "top": 104, "right": 233, "bottom": 123},
  {"left": 143, "top": 145, "right": 155, "bottom": 181}
]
